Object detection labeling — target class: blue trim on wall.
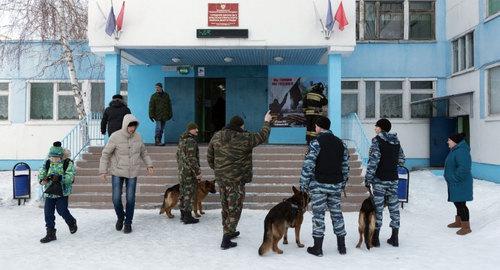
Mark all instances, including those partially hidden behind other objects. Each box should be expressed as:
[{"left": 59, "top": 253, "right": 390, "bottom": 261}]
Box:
[
  {"left": 472, "top": 162, "right": 500, "bottom": 183},
  {"left": 328, "top": 54, "right": 342, "bottom": 136},
  {"left": 105, "top": 53, "right": 121, "bottom": 104},
  {"left": 269, "top": 128, "right": 306, "bottom": 144},
  {"left": 0, "top": 160, "right": 44, "bottom": 171}
]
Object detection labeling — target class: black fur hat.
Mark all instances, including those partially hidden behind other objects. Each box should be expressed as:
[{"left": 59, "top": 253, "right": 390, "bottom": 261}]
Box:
[{"left": 376, "top": 118, "right": 392, "bottom": 132}]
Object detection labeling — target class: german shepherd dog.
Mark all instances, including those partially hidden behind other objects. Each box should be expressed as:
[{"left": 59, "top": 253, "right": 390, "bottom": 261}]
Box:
[
  {"left": 258, "top": 186, "right": 310, "bottom": 256},
  {"left": 159, "top": 180, "right": 217, "bottom": 218},
  {"left": 356, "top": 195, "right": 376, "bottom": 250}
]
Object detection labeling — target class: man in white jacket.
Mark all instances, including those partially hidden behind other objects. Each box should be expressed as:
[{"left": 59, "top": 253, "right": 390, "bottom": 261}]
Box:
[{"left": 99, "top": 114, "right": 154, "bottom": 234}]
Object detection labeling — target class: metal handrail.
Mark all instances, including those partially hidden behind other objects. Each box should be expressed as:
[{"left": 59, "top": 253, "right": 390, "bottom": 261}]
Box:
[
  {"left": 61, "top": 112, "right": 104, "bottom": 160},
  {"left": 341, "top": 113, "right": 371, "bottom": 165}
]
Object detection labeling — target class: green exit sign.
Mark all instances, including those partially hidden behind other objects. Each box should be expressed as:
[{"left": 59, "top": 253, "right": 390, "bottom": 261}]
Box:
[
  {"left": 196, "top": 29, "right": 248, "bottom": 38},
  {"left": 177, "top": 66, "right": 190, "bottom": 75}
]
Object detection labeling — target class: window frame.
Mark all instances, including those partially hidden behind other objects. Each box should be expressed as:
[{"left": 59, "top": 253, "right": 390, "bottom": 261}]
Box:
[
  {"left": 451, "top": 31, "right": 475, "bottom": 76},
  {"left": 341, "top": 80, "right": 360, "bottom": 116},
  {"left": 357, "top": 0, "right": 436, "bottom": 41},
  {"left": 487, "top": 0, "right": 500, "bottom": 19},
  {"left": 88, "top": 80, "right": 129, "bottom": 114},
  {"left": 379, "top": 80, "right": 405, "bottom": 119},
  {"left": 486, "top": 64, "right": 500, "bottom": 118},
  {"left": 0, "top": 81, "right": 9, "bottom": 122},
  {"left": 409, "top": 80, "right": 435, "bottom": 118},
  {"left": 27, "top": 81, "right": 82, "bottom": 122}
]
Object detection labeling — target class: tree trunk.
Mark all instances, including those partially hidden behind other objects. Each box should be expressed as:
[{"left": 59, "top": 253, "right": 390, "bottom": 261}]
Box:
[{"left": 60, "top": 37, "right": 86, "bottom": 119}]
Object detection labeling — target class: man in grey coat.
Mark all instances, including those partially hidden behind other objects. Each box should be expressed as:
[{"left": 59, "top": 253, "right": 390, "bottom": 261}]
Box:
[{"left": 99, "top": 114, "right": 154, "bottom": 234}]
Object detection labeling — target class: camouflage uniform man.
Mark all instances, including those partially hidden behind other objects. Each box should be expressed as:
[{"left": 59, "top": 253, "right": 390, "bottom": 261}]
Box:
[
  {"left": 303, "top": 83, "right": 328, "bottom": 144},
  {"left": 365, "top": 119, "right": 405, "bottom": 247},
  {"left": 177, "top": 122, "right": 202, "bottom": 224},
  {"left": 208, "top": 111, "right": 272, "bottom": 250},
  {"left": 300, "top": 116, "right": 350, "bottom": 256}
]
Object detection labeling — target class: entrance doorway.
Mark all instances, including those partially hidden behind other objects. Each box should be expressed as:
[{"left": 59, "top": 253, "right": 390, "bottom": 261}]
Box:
[
  {"left": 429, "top": 115, "right": 470, "bottom": 167},
  {"left": 196, "top": 78, "right": 226, "bottom": 143}
]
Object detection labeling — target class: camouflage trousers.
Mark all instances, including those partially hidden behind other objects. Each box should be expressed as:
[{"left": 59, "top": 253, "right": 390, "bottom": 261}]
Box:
[
  {"left": 372, "top": 179, "right": 400, "bottom": 229},
  {"left": 179, "top": 174, "right": 197, "bottom": 212},
  {"left": 310, "top": 183, "right": 346, "bottom": 238},
  {"left": 219, "top": 182, "right": 245, "bottom": 235}
]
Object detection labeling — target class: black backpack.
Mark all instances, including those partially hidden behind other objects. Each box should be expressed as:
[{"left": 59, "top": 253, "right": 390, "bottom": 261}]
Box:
[{"left": 44, "top": 158, "right": 74, "bottom": 183}]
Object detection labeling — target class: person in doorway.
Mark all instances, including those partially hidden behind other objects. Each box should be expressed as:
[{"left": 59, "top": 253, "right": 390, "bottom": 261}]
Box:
[
  {"left": 444, "top": 132, "right": 473, "bottom": 235},
  {"left": 99, "top": 114, "right": 154, "bottom": 234},
  {"left": 300, "top": 116, "right": 350, "bottom": 256},
  {"left": 303, "top": 83, "right": 328, "bottom": 144},
  {"left": 101, "top": 94, "right": 131, "bottom": 136},
  {"left": 149, "top": 83, "right": 173, "bottom": 146},
  {"left": 177, "top": 122, "right": 202, "bottom": 224},
  {"left": 364, "top": 118, "right": 405, "bottom": 247},
  {"left": 207, "top": 111, "right": 272, "bottom": 250},
  {"left": 38, "top": 141, "right": 77, "bottom": 243}
]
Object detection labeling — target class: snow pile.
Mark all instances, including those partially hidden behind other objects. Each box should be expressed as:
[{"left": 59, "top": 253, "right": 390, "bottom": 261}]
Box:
[{"left": 0, "top": 171, "right": 499, "bottom": 270}]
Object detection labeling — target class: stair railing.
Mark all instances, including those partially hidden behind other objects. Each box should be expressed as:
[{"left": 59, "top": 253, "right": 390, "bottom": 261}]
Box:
[
  {"left": 341, "top": 113, "right": 371, "bottom": 165},
  {"left": 61, "top": 112, "right": 104, "bottom": 160}
]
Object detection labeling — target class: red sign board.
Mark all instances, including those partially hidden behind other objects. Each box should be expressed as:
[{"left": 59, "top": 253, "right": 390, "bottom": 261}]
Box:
[{"left": 208, "top": 3, "right": 239, "bottom": 27}]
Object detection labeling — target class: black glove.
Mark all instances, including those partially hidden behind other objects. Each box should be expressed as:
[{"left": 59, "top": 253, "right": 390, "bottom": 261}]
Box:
[
  {"left": 50, "top": 175, "right": 63, "bottom": 182},
  {"left": 150, "top": 117, "right": 155, "bottom": 123}
]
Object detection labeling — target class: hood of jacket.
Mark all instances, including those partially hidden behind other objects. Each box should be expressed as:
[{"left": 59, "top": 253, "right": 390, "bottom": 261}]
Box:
[
  {"left": 109, "top": 99, "right": 127, "bottom": 108},
  {"left": 121, "top": 114, "right": 140, "bottom": 137},
  {"left": 377, "top": 132, "right": 400, "bottom": 145},
  {"left": 451, "top": 140, "right": 470, "bottom": 152}
]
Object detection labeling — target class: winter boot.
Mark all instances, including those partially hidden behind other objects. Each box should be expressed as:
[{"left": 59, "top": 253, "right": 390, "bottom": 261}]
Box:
[
  {"left": 372, "top": 229, "right": 380, "bottom": 247},
  {"left": 116, "top": 218, "right": 124, "bottom": 231},
  {"left": 180, "top": 211, "right": 186, "bottom": 223},
  {"left": 124, "top": 224, "right": 132, "bottom": 234},
  {"left": 387, "top": 228, "right": 399, "bottom": 247},
  {"left": 227, "top": 231, "right": 240, "bottom": 239},
  {"left": 307, "top": 236, "right": 324, "bottom": 257},
  {"left": 337, "top": 235, "right": 347, "bottom": 255},
  {"left": 40, "top": 228, "right": 57, "bottom": 243},
  {"left": 68, "top": 221, "right": 78, "bottom": 234},
  {"left": 182, "top": 210, "right": 199, "bottom": 224},
  {"left": 456, "top": 221, "right": 472, "bottom": 235},
  {"left": 155, "top": 136, "right": 162, "bottom": 146},
  {"left": 220, "top": 234, "right": 238, "bottom": 250},
  {"left": 447, "top": 215, "right": 461, "bottom": 228}
]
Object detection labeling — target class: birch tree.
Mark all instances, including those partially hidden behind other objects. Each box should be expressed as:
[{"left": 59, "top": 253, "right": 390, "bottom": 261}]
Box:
[{"left": 0, "top": 0, "right": 100, "bottom": 119}]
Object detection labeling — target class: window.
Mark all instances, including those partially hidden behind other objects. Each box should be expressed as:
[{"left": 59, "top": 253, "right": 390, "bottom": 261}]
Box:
[
  {"left": 380, "top": 81, "right": 403, "bottom": 118},
  {"left": 452, "top": 32, "right": 474, "bottom": 74},
  {"left": 91, "top": 82, "right": 105, "bottom": 113},
  {"left": 341, "top": 81, "right": 359, "bottom": 116},
  {"left": 30, "top": 83, "right": 54, "bottom": 120},
  {"left": 488, "top": 66, "right": 500, "bottom": 115},
  {"left": 29, "top": 82, "right": 81, "bottom": 120},
  {"left": 365, "top": 1, "right": 404, "bottom": 40},
  {"left": 358, "top": 0, "right": 435, "bottom": 41},
  {"left": 365, "top": 81, "right": 376, "bottom": 118},
  {"left": 410, "top": 80, "right": 434, "bottom": 118},
  {"left": 0, "top": 82, "right": 8, "bottom": 120},
  {"left": 91, "top": 82, "right": 128, "bottom": 113},
  {"left": 409, "top": 1, "right": 435, "bottom": 40},
  {"left": 489, "top": 0, "right": 500, "bottom": 17}
]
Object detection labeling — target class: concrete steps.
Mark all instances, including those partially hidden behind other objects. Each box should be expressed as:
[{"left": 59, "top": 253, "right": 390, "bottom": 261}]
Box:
[{"left": 71, "top": 145, "right": 366, "bottom": 212}]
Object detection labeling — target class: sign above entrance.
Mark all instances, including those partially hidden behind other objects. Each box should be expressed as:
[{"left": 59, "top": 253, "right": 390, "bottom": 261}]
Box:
[
  {"left": 196, "top": 29, "right": 248, "bottom": 38},
  {"left": 208, "top": 3, "right": 239, "bottom": 27}
]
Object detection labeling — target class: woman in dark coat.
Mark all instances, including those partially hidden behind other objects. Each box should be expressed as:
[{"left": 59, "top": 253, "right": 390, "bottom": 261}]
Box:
[{"left": 444, "top": 133, "right": 473, "bottom": 235}]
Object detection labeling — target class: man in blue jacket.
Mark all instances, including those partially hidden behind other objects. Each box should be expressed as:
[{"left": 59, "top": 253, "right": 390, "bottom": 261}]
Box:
[{"left": 365, "top": 119, "right": 405, "bottom": 247}]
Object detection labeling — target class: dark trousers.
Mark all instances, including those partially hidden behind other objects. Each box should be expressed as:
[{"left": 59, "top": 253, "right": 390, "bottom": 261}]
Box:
[
  {"left": 112, "top": 176, "right": 137, "bottom": 225},
  {"left": 44, "top": 196, "right": 76, "bottom": 229},
  {"left": 454, "top": 202, "right": 469, "bottom": 221}
]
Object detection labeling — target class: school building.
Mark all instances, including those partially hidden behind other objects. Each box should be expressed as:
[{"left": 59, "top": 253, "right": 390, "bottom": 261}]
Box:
[{"left": 1, "top": 0, "right": 500, "bottom": 183}]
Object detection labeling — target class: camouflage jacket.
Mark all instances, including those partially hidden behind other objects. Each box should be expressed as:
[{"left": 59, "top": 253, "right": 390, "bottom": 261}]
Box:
[
  {"left": 299, "top": 130, "right": 350, "bottom": 193},
  {"left": 38, "top": 159, "right": 76, "bottom": 198},
  {"left": 149, "top": 91, "right": 172, "bottom": 121},
  {"left": 365, "top": 132, "right": 406, "bottom": 185},
  {"left": 176, "top": 132, "right": 200, "bottom": 177},
  {"left": 207, "top": 122, "right": 271, "bottom": 185}
]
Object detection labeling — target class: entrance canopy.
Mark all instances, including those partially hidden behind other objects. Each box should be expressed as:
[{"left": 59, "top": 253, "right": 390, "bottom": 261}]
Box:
[
  {"left": 122, "top": 48, "right": 329, "bottom": 66},
  {"left": 411, "top": 91, "right": 474, "bottom": 117}
]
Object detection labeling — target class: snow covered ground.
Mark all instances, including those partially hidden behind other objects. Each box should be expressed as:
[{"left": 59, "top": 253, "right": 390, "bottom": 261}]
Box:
[{"left": 1, "top": 170, "right": 499, "bottom": 270}]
